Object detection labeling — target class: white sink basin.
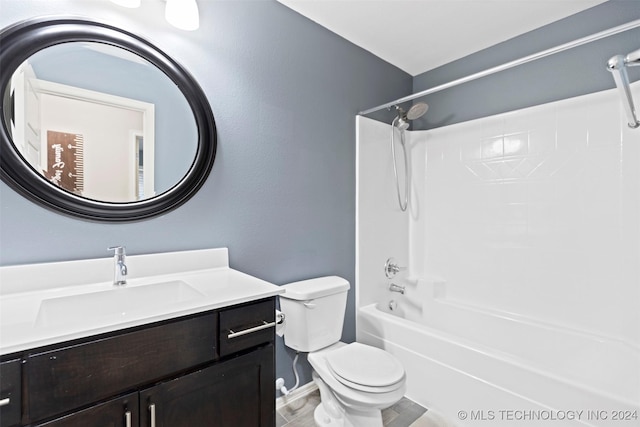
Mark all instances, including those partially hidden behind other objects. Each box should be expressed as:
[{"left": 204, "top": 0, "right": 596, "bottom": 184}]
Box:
[{"left": 35, "top": 280, "right": 205, "bottom": 328}]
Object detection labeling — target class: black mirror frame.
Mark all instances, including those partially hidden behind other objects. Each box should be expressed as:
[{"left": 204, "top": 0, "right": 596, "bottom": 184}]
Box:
[{"left": 0, "top": 17, "right": 217, "bottom": 222}]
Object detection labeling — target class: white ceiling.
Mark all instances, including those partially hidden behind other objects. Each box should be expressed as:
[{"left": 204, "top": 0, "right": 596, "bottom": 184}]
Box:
[{"left": 276, "top": 0, "right": 608, "bottom": 76}]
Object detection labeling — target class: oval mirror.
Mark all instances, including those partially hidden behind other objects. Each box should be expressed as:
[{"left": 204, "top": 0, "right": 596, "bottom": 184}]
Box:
[{"left": 0, "top": 18, "right": 216, "bottom": 221}]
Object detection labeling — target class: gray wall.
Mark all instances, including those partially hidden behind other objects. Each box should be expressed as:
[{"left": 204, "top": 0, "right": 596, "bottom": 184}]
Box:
[
  {"left": 410, "top": 0, "right": 640, "bottom": 130},
  {"left": 0, "top": 0, "right": 412, "bottom": 391}
]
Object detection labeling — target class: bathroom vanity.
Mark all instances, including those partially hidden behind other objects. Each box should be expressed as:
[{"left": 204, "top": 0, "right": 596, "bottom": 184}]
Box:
[
  {"left": 0, "top": 18, "right": 279, "bottom": 426},
  {"left": 0, "top": 248, "right": 282, "bottom": 427}
]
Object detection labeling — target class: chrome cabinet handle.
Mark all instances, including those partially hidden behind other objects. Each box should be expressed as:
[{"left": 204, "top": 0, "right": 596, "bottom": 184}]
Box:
[
  {"left": 0, "top": 397, "right": 9, "bottom": 407},
  {"left": 228, "top": 321, "right": 275, "bottom": 339},
  {"left": 125, "top": 410, "right": 131, "bottom": 427},
  {"left": 149, "top": 403, "right": 156, "bottom": 427}
]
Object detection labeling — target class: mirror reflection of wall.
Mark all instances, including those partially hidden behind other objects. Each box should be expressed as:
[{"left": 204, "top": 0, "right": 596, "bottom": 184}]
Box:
[{"left": 7, "top": 41, "right": 197, "bottom": 203}]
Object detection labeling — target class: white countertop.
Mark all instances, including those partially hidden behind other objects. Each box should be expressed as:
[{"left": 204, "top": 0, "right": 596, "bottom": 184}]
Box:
[{"left": 0, "top": 248, "right": 284, "bottom": 355}]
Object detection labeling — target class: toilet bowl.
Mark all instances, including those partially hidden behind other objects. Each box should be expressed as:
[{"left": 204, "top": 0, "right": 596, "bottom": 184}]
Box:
[
  {"left": 279, "top": 276, "right": 407, "bottom": 427},
  {"left": 308, "top": 342, "right": 406, "bottom": 427}
]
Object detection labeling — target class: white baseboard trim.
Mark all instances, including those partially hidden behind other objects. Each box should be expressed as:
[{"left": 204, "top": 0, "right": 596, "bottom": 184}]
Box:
[{"left": 275, "top": 381, "right": 318, "bottom": 409}]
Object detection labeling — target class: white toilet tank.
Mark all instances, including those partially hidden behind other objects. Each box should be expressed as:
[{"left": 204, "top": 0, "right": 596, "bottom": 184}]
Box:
[{"left": 279, "top": 276, "right": 350, "bottom": 352}]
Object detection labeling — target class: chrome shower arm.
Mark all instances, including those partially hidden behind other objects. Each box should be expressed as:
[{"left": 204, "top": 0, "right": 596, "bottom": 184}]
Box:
[{"left": 608, "top": 50, "right": 640, "bottom": 129}]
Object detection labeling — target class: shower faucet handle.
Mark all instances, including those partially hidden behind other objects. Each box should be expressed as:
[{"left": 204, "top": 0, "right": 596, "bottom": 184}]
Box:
[{"left": 384, "top": 257, "right": 406, "bottom": 279}]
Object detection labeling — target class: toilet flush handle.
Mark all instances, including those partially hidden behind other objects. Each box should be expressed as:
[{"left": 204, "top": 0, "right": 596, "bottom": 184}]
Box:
[{"left": 303, "top": 300, "right": 316, "bottom": 309}]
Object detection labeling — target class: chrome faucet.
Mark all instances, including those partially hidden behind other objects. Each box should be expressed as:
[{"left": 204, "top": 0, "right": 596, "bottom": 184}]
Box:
[
  {"left": 108, "top": 246, "right": 127, "bottom": 286},
  {"left": 389, "top": 283, "right": 405, "bottom": 294}
]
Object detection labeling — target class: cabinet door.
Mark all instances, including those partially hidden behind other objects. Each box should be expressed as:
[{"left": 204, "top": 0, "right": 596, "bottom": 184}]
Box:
[
  {"left": 140, "top": 345, "right": 275, "bottom": 427},
  {"left": 0, "top": 359, "right": 22, "bottom": 427},
  {"left": 34, "top": 392, "right": 138, "bottom": 427}
]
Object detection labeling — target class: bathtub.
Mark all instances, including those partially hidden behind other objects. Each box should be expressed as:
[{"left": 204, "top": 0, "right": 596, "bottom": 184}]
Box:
[{"left": 356, "top": 299, "right": 640, "bottom": 427}]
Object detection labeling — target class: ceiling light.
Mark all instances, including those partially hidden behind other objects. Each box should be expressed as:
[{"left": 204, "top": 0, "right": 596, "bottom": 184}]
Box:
[
  {"left": 165, "top": 0, "right": 200, "bottom": 31},
  {"left": 110, "top": 0, "right": 141, "bottom": 8}
]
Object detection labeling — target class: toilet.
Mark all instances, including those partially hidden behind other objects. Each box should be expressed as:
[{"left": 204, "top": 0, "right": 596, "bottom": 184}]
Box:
[{"left": 279, "top": 276, "right": 406, "bottom": 427}]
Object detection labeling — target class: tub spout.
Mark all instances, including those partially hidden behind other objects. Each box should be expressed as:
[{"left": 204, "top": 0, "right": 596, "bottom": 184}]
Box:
[{"left": 389, "top": 283, "right": 405, "bottom": 294}]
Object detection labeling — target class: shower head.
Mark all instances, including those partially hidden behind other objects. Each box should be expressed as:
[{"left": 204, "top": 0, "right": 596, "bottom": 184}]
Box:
[
  {"left": 406, "top": 102, "right": 429, "bottom": 120},
  {"left": 392, "top": 102, "right": 429, "bottom": 129}
]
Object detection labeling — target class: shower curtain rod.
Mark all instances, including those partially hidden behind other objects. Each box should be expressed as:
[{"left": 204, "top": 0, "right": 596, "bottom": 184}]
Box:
[{"left": 359, "top": 19, "right": 640, "bottom": 116}]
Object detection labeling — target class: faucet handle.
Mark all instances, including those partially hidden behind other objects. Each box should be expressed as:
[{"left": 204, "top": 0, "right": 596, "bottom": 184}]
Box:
[
  {"left": 107, "top": 246, "right": 126, "bottom": 256},
  {"left": 384, "top": 257, "right": 405, "bottom": 279}
]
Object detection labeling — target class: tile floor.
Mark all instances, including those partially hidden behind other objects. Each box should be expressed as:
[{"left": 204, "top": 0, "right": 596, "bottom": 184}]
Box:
[{"left": 276, "top": 389, "right": 427, "bottom": 427}]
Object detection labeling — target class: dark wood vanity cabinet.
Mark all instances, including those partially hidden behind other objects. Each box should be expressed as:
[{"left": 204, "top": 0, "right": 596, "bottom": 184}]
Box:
[{"left": 1, "top": 297, "right": 275, "bottom": 427}]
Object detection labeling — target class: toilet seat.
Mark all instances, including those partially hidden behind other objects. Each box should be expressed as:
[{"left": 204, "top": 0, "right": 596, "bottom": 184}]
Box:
[
  {"left": 308, "top": 342, "right": 407, "bottom": 411},
  {"left": 325, "top": 342, "right": 405, "bottom": 393}
]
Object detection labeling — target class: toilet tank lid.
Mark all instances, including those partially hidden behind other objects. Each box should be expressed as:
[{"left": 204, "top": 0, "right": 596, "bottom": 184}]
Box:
[{"left": 280, "top": 276, "right": 350, "bottom": 300}]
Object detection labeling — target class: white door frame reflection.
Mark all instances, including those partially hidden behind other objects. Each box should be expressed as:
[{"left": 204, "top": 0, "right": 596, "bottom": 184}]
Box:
[{"left": 12, "top": 62, "right": 156, "bottom": 202}]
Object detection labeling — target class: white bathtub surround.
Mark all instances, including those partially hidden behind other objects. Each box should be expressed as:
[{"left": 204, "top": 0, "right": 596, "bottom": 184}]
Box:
[
  {"left": 355, "top": 117, "right": 411, "bottom": 310},
  {"left": 359, "top": 304, "right": 637, "bottom": 427},
  {"left": 356, "top": 83, "right": 640, "bottom": 426},
  {"left": 0, "top": 248, "right": 283, "bottom": 355}
]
